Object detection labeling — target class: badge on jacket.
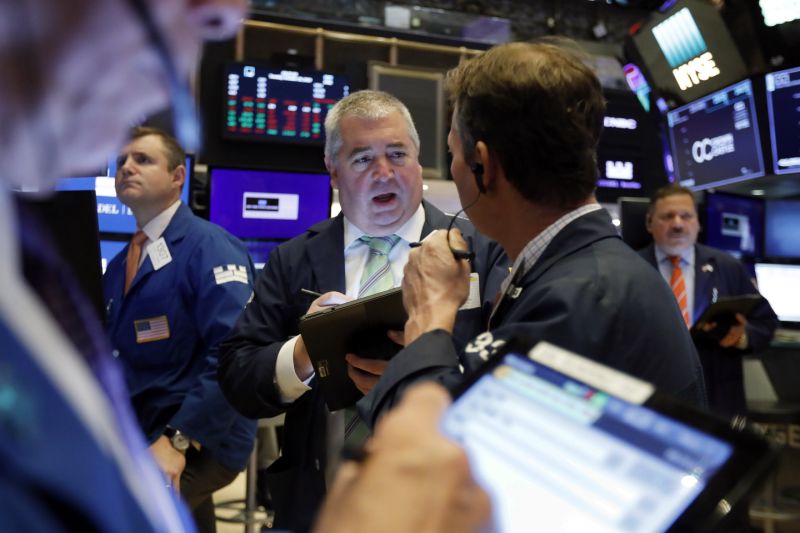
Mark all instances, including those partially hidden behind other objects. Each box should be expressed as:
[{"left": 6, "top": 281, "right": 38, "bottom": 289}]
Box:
[
  {"left": 149, "top": 238, "right": 172, "bottom": 270},
  {"left": 134, "top": 315, "right": 170, "bottom": 343},
  {"left": 213, "top": 265, "right": 249, "bottom": 285}
]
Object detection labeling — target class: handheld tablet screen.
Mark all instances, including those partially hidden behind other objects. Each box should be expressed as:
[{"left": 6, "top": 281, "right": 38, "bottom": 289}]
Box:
[{"left": 441, "top": 344, "right": 733, "bottom": 533}]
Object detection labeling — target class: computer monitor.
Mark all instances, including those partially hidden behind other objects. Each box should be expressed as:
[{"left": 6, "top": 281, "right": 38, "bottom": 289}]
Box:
[
  {"left": 765, "top": 65, "right": 800, "bottom": 175},
  {"left": 209, "top": 167, "right": 331, "bottom": 241},
  {"left": 56, "top": 155, "right": 193, "bottom": 234},
  {"left": 223, "top": 63, "right": 350, "bottom": 144},
  {"left": 666, "top": 79, "right": 765, "bottom": 190},
  {"left": 99, "top": 239, "right": 128, "bottom": 274},
  {"left": 755, "top": 263, "right": 800, "bottom": 323},
  {"left": 764, "top": 199, "right": 800, "bottom": 259},
  {"left": 617, "top": 197, "right": 653, "bottom": 251},
  {"left": 16, "top": 190, "right": 105, "bottom": 320},
  {"left": 703, "top": 192, "right": 764, "bottom": 258}
]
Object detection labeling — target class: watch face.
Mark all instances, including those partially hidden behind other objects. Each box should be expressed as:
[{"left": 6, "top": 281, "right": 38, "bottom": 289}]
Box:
[{"left": 171, "top": 432, "right": 190, "bottom": 451}]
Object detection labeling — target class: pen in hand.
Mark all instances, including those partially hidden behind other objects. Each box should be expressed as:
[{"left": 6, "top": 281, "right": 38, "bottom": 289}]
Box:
[{"left": 301, "top": 288, "right": 324, "bottom": 298}]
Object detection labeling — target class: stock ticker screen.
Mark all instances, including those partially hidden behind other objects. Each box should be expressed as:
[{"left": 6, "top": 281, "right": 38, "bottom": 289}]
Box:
[
  {"left": 224, "top": 63, "right": 350, "bottom": 144},
  {"left": 766, "top": 66, "right": 800, "bottom": 175},
  {"left": 667, "top": 79, "right": 765, "bottom": 190}
]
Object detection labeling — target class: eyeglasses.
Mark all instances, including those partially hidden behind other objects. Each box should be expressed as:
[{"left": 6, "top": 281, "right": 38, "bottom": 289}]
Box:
[{"left": 126, "top": 0, "right": 201, "bottom": 153}]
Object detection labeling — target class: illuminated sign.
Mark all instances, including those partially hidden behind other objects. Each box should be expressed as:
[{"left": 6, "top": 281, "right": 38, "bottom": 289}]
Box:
[
  {"left": 604, "top": 116, "right": 638, "bottom": 130},
  {"left": 651, "top": 8, "right": 720, "bottom": 92},
  {"left": 759, "top": 0, "right": 800, "bottom": 26},
  {"left": 605, "top": 160, "right": 634, "bottom": 180}
]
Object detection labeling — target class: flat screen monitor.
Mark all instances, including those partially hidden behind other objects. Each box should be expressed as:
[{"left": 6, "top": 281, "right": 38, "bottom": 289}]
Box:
[
  {"left": 16, "top": 190, "right": 105, "bottom": 320},
  {"left": 703, "top": 192, "right": 764, "bottom": 258},
  {"left": 100, "top": 239, "right": 128, "bottom": 274},
  {"left": 765, "top": 65, "right": 800, "bottom": 175},
  {"left": 755, "top": 263, "right": 800, "bottom": 323},
  {"left": 764, "top": 199, "right": 800, "bottom": 259},
  {"left": 617, "top": 196, "right": 653, "bottom": 251},
  {"left": 223, "top": 63, "right": 350, "bottom": 144},
  {"left": 209, "top": 167, "right": 331, "bottom": 241},
  {"left": 242, "top": 239, "right": 282, "bottom": 271},
  {"left": 629, "top": 0, "right": 747, "bottom": 107},
  {"left": 56, "top": 155, "right": 193, "bottom": 234},
  {"left": 666, "top": 79, "right": 765, "bottom": 190}
]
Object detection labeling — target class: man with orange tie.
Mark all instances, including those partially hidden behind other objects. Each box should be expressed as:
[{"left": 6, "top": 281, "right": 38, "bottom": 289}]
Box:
[
  {"left": 639, "top": 184, "right": 778, "bottom": 417},
  {"left": 103, "top": 127, "right": 257, "bottom": 533}
]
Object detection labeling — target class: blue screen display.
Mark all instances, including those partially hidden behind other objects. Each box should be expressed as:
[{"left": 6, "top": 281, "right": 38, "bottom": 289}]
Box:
[
  {"left": 704, "top": 192, "right": 764, "bottom": 258},
  {"left": 56, "top": 156, "right": 192, "bottom": 234},
  {"left": 209, "top": 167, "right": 331, "bottom": 240},
  {"left": 766, "top": 66, "right": 800, "bottom": 175},
  {"left": 765, "top": 200, "right": 800, "bottom": 259},
  {"left": 667, "top": 79, "right": 765, "bottom": 190},
  {"left": 100, "top": 239, "right": 127, "bottom": 274}
]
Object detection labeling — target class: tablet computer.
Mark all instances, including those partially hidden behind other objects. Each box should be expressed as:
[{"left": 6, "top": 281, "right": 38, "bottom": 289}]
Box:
[
  {"left": 442, "top": 339, "right": 777, "bottom": 533},
  {"left": 691, "top": 295, "right": 764, "bottom": 335},
  {"left": 298, "top": 287, "right": 406, "bottom": 411}
]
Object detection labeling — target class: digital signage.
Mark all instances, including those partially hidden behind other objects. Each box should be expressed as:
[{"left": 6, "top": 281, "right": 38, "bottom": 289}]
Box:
[
  {"left": 666, "top": 79, "right": 765, "bottom": 190},
  {"left": 209, "top": 167, "right": 331, "bottom": 240},
  {"left": 224, "top": 63, "right": 350, "bottom": 144},
  {"left": 765, "top": 65, "right": 800, "bottom": 175},
  {"left": 629, "top": 0, "right": 747, "bottom": 106}
]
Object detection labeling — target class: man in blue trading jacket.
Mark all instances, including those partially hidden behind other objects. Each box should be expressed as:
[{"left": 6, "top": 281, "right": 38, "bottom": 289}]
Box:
[
  {"left": 104, "top": 127, "right": 256, "bottom": 533},
  {"left": 217, "top": 90, "right": 506, "bottom": 533},
  {"left": 639, "top": 184, "right": 778, "bottom": 417},
  {"left": 359, "top": 40, "right": 707, "bottom": 430}
]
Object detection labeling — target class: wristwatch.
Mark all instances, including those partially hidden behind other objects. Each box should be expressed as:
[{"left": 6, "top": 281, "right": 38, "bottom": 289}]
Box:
[{"left": 163, "top": 427, "right": 191, "bottom": 453}]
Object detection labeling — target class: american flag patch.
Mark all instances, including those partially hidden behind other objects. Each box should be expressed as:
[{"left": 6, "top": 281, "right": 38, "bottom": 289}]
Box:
[
  {"left": 213, "top": 264, "right": 249, "bottom": 286},
  {"left": 134, "top": 315, "right": 170, "bottom": 343}
]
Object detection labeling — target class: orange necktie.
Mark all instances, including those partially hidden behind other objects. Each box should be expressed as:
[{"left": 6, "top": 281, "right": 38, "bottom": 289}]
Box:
[
  {"left": 669, "top": 256, "right": 690, "bottom": 327},
  {"left": 124, "top": 230, "right": 147, "bottom": 295}
]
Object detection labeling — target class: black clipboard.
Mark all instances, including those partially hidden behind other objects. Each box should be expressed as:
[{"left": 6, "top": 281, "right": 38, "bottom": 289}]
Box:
[
  {"left": 691, "top": 295, "right": 764, "bottom": 337},
  {"left": 298, "top": 287, "right": 406, "bottom": 411}
]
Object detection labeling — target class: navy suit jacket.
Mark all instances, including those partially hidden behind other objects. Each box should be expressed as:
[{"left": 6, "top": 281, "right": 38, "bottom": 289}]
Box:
[
  {"left": 638, "top": 243, "right": 778, "bottom": 415},
  {"left": 218, "top": 201, "right": 506, "bottom": 533},
  {"left": 362, "top": 209, "right": 708, "bottom": 428}
]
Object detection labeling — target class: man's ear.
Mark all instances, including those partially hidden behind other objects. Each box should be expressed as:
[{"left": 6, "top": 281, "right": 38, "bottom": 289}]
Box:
[
  {"left": 645, "top": 213, "right": 653, "bottom": 234},
  {"left": 172, "top": 164, "right": 186, "bottom": 189},
  {"left": 474, "top": 140, "right": 495, "bottom": 191}
]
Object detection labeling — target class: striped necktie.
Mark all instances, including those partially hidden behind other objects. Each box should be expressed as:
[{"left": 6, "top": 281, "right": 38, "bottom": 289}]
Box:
[
  {"left": 358, "top": 235, "right": 401, "bottom": 297},
  {"left": 669, "top": 256, "right": 691, "bottom": 327}
]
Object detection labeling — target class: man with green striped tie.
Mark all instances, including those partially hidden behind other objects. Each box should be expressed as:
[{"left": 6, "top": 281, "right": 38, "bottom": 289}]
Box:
[{"left": 218, "top": 90, "right": 506, "bottom": 533}]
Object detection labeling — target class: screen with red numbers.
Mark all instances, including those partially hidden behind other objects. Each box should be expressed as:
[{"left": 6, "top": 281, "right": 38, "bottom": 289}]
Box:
[{"left": 223, "top": 63, "right": 349, "bottom": 144}]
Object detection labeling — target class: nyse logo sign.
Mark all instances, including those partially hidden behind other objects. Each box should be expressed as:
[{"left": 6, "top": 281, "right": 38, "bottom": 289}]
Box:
[
  {"left": 692, "top": 133, "right": 735, "bottom": 163},
  {"left": 652, "top": 8, "right": 721, "bottom": 91},
  {"left": 605, "top": 160, "right": 634, "bottom": 181},
  {"left": 672, "top": 52, "right": 720, "bottom": 91}
]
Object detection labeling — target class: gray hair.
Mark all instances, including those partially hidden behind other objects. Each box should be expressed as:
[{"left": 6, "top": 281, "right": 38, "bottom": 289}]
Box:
[{"left": 324, "top": 90, "right": 420, "bottom": 162}]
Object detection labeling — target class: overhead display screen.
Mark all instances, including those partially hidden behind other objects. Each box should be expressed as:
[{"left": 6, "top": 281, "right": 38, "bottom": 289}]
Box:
[
  {"left": 629, "top": 0, "right": 747, "bottom": 106},
  {"left": 765, "top": 65, "right": 800, "bottom": 175},
  {"left": 666, "top": 79, "right": 765, "bottom": 190},
  {"left": 224, "top": 63, "right": 350, "bottom": 144}
]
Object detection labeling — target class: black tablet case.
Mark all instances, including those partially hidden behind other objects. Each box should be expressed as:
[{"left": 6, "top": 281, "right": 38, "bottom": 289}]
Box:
[{"left": 298, "top": 287, "right": 406, "bottom": 410}]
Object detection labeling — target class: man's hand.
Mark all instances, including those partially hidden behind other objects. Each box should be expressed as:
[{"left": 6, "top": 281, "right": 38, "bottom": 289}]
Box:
[
  {"left": 402, "top": 230, "right": 471, "bottom": 344},
  {"left": 314, "top": 383, "right": 491, "bottom": 533},
  {"left": 149, "top": 436, "right": 186, "bottom": 493},
  {"left": 346, "top": 354, "right": 390, "bottom": 395},
  {"left": 294, "top": 291, "right": 353, "bottom": 379},
  {"left": 719, "top": 313, "right": 748, "bottom": 349}
]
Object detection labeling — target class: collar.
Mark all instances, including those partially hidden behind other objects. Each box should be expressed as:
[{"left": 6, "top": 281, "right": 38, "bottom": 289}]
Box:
[
  {"left": 140, "top": 200, "right": 181, "bottom": 242},
  {"left": 343, "top": 203, "right": 425, "bottom": 251},
  {"left": 654, "top": 244, "right": 695, "bottom": 268},
  {"left": 500, "top": 203, "right": 603, "bottom": 295}
]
